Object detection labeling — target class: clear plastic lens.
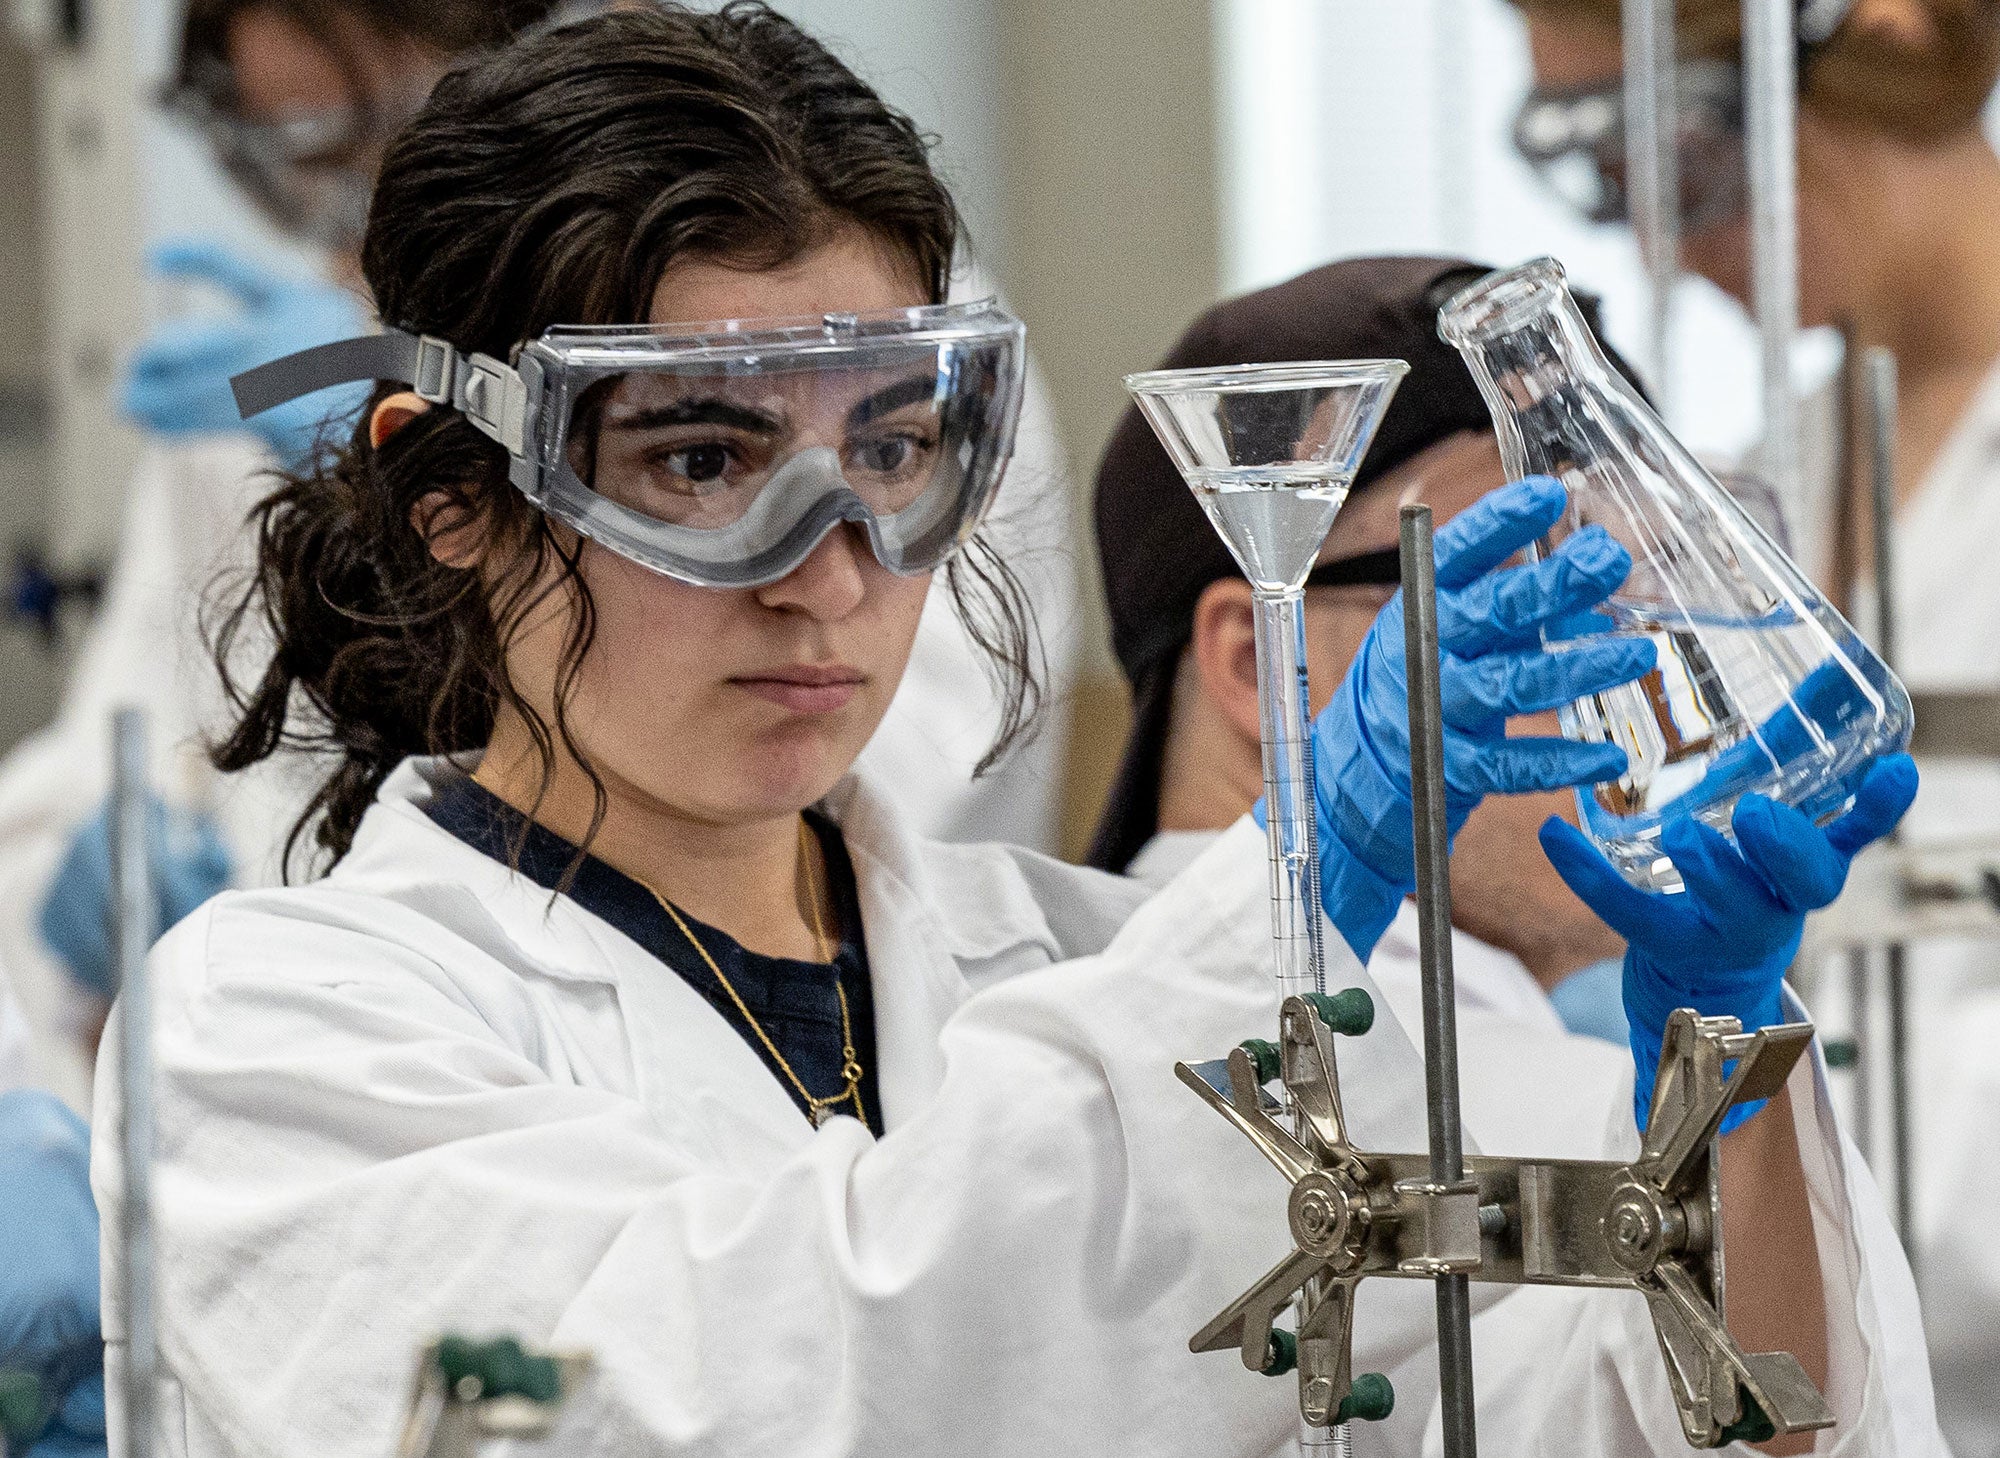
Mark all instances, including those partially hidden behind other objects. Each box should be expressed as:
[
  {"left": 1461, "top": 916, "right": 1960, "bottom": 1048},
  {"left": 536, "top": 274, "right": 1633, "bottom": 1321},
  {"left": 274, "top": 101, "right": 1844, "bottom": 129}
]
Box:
[
  {"left": 565, "top": 365, "right": 948, "bottom": 529},
  {"left": 1440, "top": 258, "right": 1913, "bottom": 890},
  {"left": 523, "top": 300, "right": 1025, "bottom": 589}
]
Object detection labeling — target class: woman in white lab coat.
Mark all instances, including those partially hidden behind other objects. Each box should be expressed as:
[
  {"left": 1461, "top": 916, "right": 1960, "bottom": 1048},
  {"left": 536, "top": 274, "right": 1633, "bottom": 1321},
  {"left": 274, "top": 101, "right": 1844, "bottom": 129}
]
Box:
[
  {"left": 1513, "top": 2, "right": 2000, "bottom": 1449},
  {"left": 86, "top": 7, "right": 1940, "bottom": 1457},
  {"left": 0, "top": 0, "right": 1076, "bottom": 1116}
]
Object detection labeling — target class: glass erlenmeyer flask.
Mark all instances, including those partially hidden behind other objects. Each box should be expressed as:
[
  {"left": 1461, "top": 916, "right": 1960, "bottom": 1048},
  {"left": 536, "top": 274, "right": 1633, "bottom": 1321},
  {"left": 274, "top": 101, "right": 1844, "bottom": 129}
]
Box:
[{"left": 1437, "top": 258, "right": 1912, "bottom": 890}]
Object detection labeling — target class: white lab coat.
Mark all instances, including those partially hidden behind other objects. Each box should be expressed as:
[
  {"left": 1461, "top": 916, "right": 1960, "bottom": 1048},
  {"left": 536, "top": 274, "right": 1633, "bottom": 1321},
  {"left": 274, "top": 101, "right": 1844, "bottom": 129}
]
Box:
[
  {"left": 1783, "top": 353, "right": 2000, "bottom": 1458},
  {"left": 1131, "top": 829, "right": 1943, "bottom": 1458},
  {"left": 92, "top": 765, "right": 1941, "bottom": 1458},
  {"left": 0, "top": 279, "right": 1079, "bottom": 1114}
]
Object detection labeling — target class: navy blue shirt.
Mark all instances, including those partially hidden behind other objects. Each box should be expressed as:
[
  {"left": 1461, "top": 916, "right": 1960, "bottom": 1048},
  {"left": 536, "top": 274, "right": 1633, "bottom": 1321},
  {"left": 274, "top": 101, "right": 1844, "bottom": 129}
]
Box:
[{"left": 425, "top": 776, "right": 884, "bottom": 1133}]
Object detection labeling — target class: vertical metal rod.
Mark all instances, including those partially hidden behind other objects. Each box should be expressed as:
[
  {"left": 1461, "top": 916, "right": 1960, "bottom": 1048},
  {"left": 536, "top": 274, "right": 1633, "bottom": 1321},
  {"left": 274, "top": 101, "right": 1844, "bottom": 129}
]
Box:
[
  {"left": 111, "top": 708, "right": 156, "bottom": 1458},
  {"left": 1432, "top": 0, "right": 1475, "bottom": 251},
  {"left": 1862, "top": 345, "right": 1916, "bottom": 1258},
  {"left": 1622, "top": 0, "right": 1680, "bottom": 409},
  {"left": 1742, "top": 0, "right": 1801, "bottom": 505},
  {"left": 1886, "top": 945, "right": 1914, "bottom": 1249},
  {"left": 1865, "top": 348, "right": 1900, "bottom": 669},
  {"left": 1399, "top": 505, "right": 1476, "bottom": 1458},
  {"left": 1844, "top": 947, "right": 1873, "bottom": 1161}
]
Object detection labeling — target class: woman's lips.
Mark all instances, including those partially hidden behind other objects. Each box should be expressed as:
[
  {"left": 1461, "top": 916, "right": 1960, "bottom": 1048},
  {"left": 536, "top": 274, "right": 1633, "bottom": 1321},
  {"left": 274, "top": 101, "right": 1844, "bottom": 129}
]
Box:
[{"left": 731, "top": 667, "right": 866, "bottom": 713}]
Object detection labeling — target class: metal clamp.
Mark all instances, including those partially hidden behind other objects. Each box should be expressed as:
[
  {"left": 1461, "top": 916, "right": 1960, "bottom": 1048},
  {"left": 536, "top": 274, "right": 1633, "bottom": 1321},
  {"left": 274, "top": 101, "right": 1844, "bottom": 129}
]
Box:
[
  {"left": 394, "top": 1337, "right": 591, "bottom": 1458},
  {"left": 1177, "top": 998, "right": 1836, "bottom": 1448}
]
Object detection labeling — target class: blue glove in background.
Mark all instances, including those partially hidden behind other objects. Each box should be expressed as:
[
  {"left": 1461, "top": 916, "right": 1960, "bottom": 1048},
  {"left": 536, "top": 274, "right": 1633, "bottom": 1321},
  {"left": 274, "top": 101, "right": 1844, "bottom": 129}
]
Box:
[
  {"left": 1549, "top": 956, "right": 1631, "bottom": 1045},
  {"left": 121, "top": 239, "right": 372, "bottom": 471},
  {"left": 1541, "top": 753, "right": 1918, "bottom": 1133},
  {"left": 1308, "top": 477, "right": 1657, "bottom": 960},
  {"left": 0, "top": 1090, "right": 105, "bottom": 1458},
  {"left": 38, "top": 794, "right": 234, "bottom": 1000}
]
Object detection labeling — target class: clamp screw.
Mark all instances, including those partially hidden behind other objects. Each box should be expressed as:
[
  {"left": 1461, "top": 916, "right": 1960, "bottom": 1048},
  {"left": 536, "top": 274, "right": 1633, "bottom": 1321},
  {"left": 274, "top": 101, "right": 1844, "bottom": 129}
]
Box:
[
  {"left": 1303, "top": 988, "right": 1375, "bottom": 1036},
  {"left": 1261, "top": 1328, "right": 1298, "bottom": 1377},
  {"left": 1717, "top": 1388, "right": 1777, "bottom": 1445},
  {"left": 1238, "top": 1038, "right": 1283, "bottom": 1085},
  {"left": 435, "top": 1336, "right": 561, "bottom": 1405},
  {"left": 1335, "top": 1372, "right": 1396, "bottom": 1424}
]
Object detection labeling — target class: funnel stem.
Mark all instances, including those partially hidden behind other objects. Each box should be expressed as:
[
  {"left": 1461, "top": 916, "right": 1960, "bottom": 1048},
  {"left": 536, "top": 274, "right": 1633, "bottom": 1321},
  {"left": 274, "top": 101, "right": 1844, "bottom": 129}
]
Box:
[{"left": 1252, "top": 589, "right": 1325, "bottom": 1008}]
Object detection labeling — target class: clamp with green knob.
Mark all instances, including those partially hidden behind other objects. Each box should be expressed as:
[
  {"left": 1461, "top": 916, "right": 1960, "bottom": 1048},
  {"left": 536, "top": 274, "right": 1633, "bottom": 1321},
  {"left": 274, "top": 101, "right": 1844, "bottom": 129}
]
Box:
[
  {"left": 433, "top": 1336, "right": 562, "bottom": 1405},
  {"left": 1238, "top": 1038, "right": 1283, "bottom": 1085},
  {"left": 1716, "top": 1388, "right": 1777, "bottom": 1446},
  {"left": 1260, "top": 1329, "right": 1297, "bottom": 1377},
  {"left": 1304, "top": 988, "right": 1374, "bottom": 1036},
  {"left": 0, "top": 1370, "right": 46, "bottom": 1450},
  {"left": 1334, "top": 1371, "right": 1395, "bottom": 1425}
]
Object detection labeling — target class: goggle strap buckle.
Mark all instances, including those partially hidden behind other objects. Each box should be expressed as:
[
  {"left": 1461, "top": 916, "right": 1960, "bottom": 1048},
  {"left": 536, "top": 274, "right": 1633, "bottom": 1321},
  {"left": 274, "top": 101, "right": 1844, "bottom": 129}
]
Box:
[
  {"left": 451, "top": 352, "right": 528, "bottom": 456},
  {"left": 232, "top": 327, "right": 528, "bottom": 458},
  {"left": 411, "top": 335, "right": 459, "bottom": 404}
]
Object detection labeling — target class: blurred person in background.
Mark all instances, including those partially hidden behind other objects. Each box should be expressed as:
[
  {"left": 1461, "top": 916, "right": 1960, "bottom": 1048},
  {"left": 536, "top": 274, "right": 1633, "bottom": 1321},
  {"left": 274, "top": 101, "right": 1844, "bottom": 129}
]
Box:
[
  {"left": 1087, "top": 254, "right": 1640, "bottom": 1455},
  {"left": 0, "top": 0, "right": 1077, "bottom": 1114},
  {"left": 1510, "top": 0, "right": 2000, "bottom": 1449},
  {"left": 1087, "top": 256, "right": 1638, "bottom": 1052},
  {"left": 1087, "top": 252, "right": 1937, "bottom": 1457}
]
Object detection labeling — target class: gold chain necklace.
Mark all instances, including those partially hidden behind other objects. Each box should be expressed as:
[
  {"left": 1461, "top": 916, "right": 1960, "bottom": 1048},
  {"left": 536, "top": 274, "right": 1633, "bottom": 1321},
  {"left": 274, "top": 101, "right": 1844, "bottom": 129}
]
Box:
[{"left": 645, "top": 818, "right": 868, "bottom": 1131}]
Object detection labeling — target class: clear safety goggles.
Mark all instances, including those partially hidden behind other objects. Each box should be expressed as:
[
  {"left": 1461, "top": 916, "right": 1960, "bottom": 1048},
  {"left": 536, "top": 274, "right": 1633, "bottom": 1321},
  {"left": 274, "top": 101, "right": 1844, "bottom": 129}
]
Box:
[
  {"left": 1510, "top": 60, "right": 1747, "bottom": 231},
  {"left": 231, "top": 300, "right": 1028, "bottom": 589},
  {"left": 165, "top": 61, "right": 429, "bottom": 252}
]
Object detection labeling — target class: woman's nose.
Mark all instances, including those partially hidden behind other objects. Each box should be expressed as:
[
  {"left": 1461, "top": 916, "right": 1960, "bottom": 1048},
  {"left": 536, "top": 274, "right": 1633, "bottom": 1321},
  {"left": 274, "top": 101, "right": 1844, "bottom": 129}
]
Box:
[{"left": 757, "top": 523, "right": 871, "bottom": 620}]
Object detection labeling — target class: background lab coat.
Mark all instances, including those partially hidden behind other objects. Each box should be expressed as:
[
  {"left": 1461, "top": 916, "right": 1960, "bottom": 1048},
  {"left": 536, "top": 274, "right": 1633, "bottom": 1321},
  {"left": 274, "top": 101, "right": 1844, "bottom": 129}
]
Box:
[
  {"left": 1783, "top": 354, "right": 2000, "bottom": 1458},
  {"left": 0, "top": 281, "right": 1079, "bottom": 1114},
  {"left": 95, "top": 761, "right": 1946, "bottom": 1457}
]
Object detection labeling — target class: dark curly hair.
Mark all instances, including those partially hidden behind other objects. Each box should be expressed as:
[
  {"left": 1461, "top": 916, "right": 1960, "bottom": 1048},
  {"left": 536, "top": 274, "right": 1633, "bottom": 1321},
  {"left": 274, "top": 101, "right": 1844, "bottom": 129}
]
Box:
[{"left": 209, "top": 1, "right": 1041, "bottom": 873}]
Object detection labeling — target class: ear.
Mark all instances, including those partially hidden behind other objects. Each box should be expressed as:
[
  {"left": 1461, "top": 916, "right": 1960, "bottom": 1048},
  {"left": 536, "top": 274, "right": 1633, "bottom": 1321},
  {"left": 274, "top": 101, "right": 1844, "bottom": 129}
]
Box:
[
  {"left": 1188, "top": 578, "right": 1262, "bottom": 745},
  {"left": 410, "top": 489, "right": 486, "bottom": 571},
  {"left": 370, "top": 390, "right": 431, "bottom": 449}
]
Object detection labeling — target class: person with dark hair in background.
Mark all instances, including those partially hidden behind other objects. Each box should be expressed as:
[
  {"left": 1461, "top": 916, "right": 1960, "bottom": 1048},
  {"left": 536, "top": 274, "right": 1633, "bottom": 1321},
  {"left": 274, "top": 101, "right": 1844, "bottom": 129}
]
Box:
[
  {"left": 1510, "top": 2, "right": 2000, "bottom": 1447},
  {"left": 1090, "top": 255, "right": 1939, "bottom": 1456},
  {"left": 56, "top": 5, "right": 1935, "bottom": 1453}
]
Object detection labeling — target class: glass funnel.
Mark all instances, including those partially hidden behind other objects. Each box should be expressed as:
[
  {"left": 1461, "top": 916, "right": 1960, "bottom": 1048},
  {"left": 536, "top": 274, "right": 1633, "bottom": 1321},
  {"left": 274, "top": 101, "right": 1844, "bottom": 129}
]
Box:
[
  {"left": 1438, "top": 258, "right": 1911, "bottom": 890},
  {"left": 1125, "top": 361, "right": 1407, "bottom": 1002}
]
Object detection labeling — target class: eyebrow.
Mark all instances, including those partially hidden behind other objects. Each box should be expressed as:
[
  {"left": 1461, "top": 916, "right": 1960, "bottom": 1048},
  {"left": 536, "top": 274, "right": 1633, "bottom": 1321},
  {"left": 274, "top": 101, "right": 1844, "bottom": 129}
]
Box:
[
  {"left": 845, "top": 373, "right": 943, "bottom": 431},
  {"left": 602, "top": 397, "right": 785, "bottom": 435}
]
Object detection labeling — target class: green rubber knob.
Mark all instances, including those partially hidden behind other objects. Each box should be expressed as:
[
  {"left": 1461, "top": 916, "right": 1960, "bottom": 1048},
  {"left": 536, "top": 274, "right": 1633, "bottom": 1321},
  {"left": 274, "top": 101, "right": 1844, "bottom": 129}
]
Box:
[
  {"left": 1239, "top": 1038, "right": 1283, "bottom": 1085},
  {"left": 1823, "top": 1037, "right": 1859, "bottom": 1069},
  {"left": 1261, "top": 1328, "right": 1298, "bottom": 1377},
  {"left": 1335, "top": 1371, "right": 1395, "bottom": 1424},
  {"left": 434, "top": 1335, "right": 561, "bottom": 1404},
  {"left": 1716, "top": 1388, "right": 1776, "bottom": 1445},
  {"left": 1304, "top": 988, "right": 1375, "bottom": 1037},
  {"left": 0, "top": 1369, "right": 45, "bottom": 1442}
]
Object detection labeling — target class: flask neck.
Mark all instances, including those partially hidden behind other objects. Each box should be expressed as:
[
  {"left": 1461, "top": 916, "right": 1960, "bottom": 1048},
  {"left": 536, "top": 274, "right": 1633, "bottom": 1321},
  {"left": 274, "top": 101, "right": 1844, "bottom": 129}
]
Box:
[{"left": 1454, "top": 285, "right": 1623, "bottom": 420}]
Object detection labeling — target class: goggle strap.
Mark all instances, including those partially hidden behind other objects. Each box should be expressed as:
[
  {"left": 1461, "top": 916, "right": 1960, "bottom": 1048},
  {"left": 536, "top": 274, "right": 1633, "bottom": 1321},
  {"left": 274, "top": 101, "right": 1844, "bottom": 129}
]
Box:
[{"left": 231, "top": 329, "right": 526, "bottom": 454}]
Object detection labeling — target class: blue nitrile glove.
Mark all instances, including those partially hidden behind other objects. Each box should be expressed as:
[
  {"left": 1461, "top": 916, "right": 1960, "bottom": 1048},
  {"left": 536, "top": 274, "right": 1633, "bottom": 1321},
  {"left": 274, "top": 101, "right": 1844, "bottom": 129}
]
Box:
[
  {"left": 1540, "top": 753, "right": 1918, "bottom": 1133},
  {"left": 0, "top": 1090, "right": 106, "bottom": 1458},
  {"left": 1307, "top": 477, "right": 1657, "bottom": 961},
  {"left": 121, "top": 238, "right": 371, "bottom": 470},
  {"left": 38, "top": 794, "right": 234, "bottom": 999}
]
